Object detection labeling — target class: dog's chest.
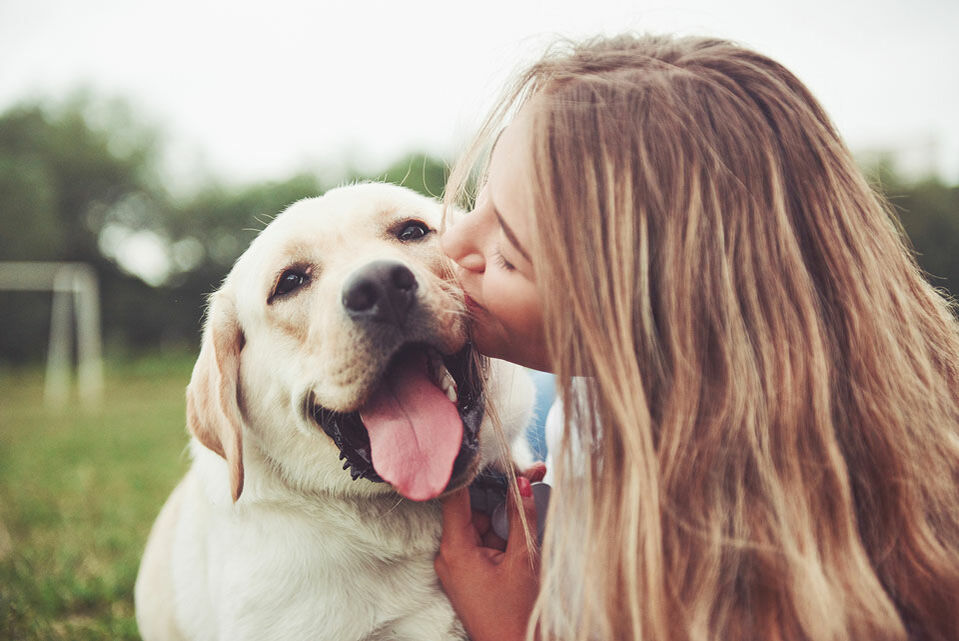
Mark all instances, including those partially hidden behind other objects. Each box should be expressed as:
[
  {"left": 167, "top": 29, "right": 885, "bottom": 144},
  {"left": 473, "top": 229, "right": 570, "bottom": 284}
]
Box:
[{"left": 187, "top": 499, "right": 457, "bottom": 640}]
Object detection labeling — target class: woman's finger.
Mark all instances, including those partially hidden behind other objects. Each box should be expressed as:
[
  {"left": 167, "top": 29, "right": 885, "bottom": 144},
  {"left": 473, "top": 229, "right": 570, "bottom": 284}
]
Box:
[
  {"left": 481, "top": 527, "right": 508, "bottom": 550},
  {"left": 440, "top": 487, "right": 480, "bottom": 547},
  {"left": 524, "top": 462, "right": 547, "bottom": 483}
]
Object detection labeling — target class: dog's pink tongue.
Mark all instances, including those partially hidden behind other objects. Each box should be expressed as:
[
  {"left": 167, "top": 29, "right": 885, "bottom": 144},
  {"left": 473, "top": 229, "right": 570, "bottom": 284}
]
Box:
[{"left": 359, "top": 351, "right": 462, "bottom": 501}]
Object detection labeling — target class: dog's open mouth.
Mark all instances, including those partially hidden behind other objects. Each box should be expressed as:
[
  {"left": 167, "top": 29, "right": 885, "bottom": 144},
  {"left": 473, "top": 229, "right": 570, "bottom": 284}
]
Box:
[{"left": 310, "top": 343, "right": 484, "bottom": 501}]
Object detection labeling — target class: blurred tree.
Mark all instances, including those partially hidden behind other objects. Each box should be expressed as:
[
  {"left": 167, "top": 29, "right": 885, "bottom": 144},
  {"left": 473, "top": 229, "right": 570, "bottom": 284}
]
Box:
[
  {"left": 0, "top": 96, "right": 331, "bottom": 362},
  {"left": 867, "top": 158, "right": 959, "bottom": 305},
  {"left": 0, "top": 94, "right": 169, "bottom": 362},
  {"left": 0, "top": 155, "right": 61, "bottom": 260}
]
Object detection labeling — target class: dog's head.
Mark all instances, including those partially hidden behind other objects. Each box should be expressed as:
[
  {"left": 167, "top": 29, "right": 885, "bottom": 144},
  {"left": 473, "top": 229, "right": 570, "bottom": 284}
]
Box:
[{"left": 187, "top": 183, "right": 494, "bottom": 502}]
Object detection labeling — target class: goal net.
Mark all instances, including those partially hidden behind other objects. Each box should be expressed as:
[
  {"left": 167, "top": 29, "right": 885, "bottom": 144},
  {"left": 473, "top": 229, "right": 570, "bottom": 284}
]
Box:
[{"left": 0, "top": 262, "right": 103, "bottom": 407}]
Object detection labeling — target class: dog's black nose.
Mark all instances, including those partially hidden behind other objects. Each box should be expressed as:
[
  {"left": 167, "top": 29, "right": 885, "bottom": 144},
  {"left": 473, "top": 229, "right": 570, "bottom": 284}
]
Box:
[{"left": 342, "top": 260, "right": 418, "bottom": 326}]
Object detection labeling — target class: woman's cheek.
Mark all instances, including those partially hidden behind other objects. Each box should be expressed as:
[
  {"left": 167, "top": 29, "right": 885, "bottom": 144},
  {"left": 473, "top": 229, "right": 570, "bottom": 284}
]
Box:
[{"left": 482, "top": 271, "right": 513, "bottom": 321}]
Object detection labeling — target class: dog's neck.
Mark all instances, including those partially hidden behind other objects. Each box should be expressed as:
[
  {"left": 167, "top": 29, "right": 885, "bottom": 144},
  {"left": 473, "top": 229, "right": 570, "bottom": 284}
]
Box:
[{"left": 194, "top": 440, "right": 444, "bottom": 555}]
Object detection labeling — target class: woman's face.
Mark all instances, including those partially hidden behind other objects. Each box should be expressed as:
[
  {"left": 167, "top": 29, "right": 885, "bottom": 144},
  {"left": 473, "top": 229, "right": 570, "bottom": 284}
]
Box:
[{"left": 441, "top": 112, "right": 551, "bottom": 372}]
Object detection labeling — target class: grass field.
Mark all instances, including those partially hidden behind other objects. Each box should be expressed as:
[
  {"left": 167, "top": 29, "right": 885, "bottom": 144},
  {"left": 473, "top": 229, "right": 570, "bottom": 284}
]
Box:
[{"left": 0, "top": 351, "right": 195, "bottom": 641}]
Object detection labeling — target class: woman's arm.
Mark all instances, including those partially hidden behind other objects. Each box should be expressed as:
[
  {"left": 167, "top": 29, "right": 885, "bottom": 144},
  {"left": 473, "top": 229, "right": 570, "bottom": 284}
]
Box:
[{"left": 435, "top": 476, "right": 541, "bottom": 641}]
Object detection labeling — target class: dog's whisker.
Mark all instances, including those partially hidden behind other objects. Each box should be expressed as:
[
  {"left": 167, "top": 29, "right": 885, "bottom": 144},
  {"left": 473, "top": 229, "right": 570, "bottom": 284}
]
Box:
[
  {"left": 381, "top": 495, "right": 407, "bottom": 518},
  {"left": 394, "top": 162, "right": 415, "bottom": 191}
]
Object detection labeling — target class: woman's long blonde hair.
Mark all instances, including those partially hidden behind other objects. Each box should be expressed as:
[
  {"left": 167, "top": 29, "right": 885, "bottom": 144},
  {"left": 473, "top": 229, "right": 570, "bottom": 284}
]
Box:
[{"left": 446, "top": 34, "right": 959, "bottom": 641}]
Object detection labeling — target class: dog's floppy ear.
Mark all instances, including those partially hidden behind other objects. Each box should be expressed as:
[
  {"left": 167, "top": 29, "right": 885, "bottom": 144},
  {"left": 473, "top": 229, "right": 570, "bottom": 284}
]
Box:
[{"left": 186, "top": 291, "right": 245, "bottom": 502}]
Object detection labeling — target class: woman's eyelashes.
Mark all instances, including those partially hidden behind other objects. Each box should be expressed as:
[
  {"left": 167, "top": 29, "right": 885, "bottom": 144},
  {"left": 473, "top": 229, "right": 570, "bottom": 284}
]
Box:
[{"left": 493, "top": 248, "right": 517, "bottom": 272}]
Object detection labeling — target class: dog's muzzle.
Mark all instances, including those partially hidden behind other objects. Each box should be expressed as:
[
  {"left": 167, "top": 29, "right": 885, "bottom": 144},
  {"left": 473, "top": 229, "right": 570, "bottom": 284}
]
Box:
[
  {"left": 310, "top": 342, "right": 485, "bottom": 494},
  {"left": 309, "top": 258, "right": 484, "bottom": 500}
]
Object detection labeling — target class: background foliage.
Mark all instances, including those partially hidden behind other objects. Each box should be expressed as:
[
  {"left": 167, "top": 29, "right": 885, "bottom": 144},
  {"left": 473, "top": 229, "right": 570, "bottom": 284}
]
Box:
[{"left": 869, "top": 158, "right": 959, "bottom": 301}]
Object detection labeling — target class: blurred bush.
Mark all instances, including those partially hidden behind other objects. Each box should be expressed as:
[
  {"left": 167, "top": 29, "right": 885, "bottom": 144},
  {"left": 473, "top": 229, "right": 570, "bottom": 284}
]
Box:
[
  {"left": 865, "top": 157, "right": 959, "bottom": 304},
  {"left": 0, "top": 94, "right": 167, "bottom": 361},
  {"left": 0, "top": 93, "right": 955, "bottom": 365}
]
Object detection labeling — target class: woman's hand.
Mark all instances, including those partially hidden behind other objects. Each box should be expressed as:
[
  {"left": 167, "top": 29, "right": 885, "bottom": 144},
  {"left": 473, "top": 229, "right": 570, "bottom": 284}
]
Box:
[{"left": 435, "top": 475, "right": 542, "bottom": 641}]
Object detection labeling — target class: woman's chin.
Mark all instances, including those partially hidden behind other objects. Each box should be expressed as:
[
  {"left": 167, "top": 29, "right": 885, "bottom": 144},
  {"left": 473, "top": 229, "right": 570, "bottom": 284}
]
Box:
[
  {"left": 469, "top": 326, "right": 510, "bottom": 362},
  {"left": 470, "top": 333, "right": 502, "bottom": 361},
  {"left": 483, "top": 338, "right": 550, "bottom": 371}
]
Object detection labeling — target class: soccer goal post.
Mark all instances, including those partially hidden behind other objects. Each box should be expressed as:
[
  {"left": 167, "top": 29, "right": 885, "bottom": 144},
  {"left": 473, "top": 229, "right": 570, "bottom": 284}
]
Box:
[{"left": 0, "top": 262, "right": 104, "bottom": 408}]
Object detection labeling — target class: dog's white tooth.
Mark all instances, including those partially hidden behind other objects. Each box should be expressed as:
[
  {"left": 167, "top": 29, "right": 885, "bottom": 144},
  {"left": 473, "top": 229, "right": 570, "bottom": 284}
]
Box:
[{"left": 440, "top": 368, "right": 458, "bottom": 403}]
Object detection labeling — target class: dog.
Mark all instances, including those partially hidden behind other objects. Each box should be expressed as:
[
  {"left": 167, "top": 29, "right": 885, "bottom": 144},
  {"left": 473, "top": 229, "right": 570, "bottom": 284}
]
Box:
[{"left": 134, "top": 182, "right": 534, "bottom": 641}]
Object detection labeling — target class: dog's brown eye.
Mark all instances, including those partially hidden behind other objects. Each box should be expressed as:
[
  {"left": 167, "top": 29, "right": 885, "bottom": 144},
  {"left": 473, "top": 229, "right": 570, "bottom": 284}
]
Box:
[
  {"left": 396, "top": 221, "right": 431, "bottom": 242},
  {"left": 271, "top": 269, "right": 309, "bottom": 301}
]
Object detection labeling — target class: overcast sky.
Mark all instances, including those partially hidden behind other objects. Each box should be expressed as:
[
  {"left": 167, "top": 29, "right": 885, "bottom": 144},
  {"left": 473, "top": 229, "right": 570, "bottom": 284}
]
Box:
[{"left": 2, "top": 0, "right": 958, "bottom": 188}]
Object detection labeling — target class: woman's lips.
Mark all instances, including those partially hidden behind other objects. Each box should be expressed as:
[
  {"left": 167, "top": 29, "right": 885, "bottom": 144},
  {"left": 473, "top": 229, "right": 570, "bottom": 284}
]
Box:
[{"left": 463, "top": 295, "right": 485, "bottom": 314}]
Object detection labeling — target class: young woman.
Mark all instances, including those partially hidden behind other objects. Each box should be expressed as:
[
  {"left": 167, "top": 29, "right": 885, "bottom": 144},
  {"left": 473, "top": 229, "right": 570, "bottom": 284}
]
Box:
[{"left": 434, "top": 34, "right": 959, "bottom": 641}]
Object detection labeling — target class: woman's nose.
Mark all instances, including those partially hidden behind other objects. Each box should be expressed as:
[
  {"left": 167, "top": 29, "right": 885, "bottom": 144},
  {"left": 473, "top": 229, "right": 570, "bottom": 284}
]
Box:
[{"left": 441, "top": 214, "right": 486, "bottom": 273}]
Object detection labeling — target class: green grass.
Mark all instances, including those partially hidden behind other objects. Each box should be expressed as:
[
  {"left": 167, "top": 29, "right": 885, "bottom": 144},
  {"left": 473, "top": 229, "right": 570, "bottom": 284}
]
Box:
[{"left": 0, "top": 351, "right": 195, "bottom": 640}]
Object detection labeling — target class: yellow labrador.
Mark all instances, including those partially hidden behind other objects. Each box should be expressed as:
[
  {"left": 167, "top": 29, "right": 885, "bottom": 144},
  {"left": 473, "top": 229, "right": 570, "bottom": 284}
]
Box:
[{"left": 135, "top": 183, "right": 533, "bottom": 641}]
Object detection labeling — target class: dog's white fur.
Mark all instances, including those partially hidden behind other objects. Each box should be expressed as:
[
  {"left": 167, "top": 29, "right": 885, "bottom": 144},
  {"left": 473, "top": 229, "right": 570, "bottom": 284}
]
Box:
[{"left": 135, "top": 183, "right": 534, "bottom": 641}]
